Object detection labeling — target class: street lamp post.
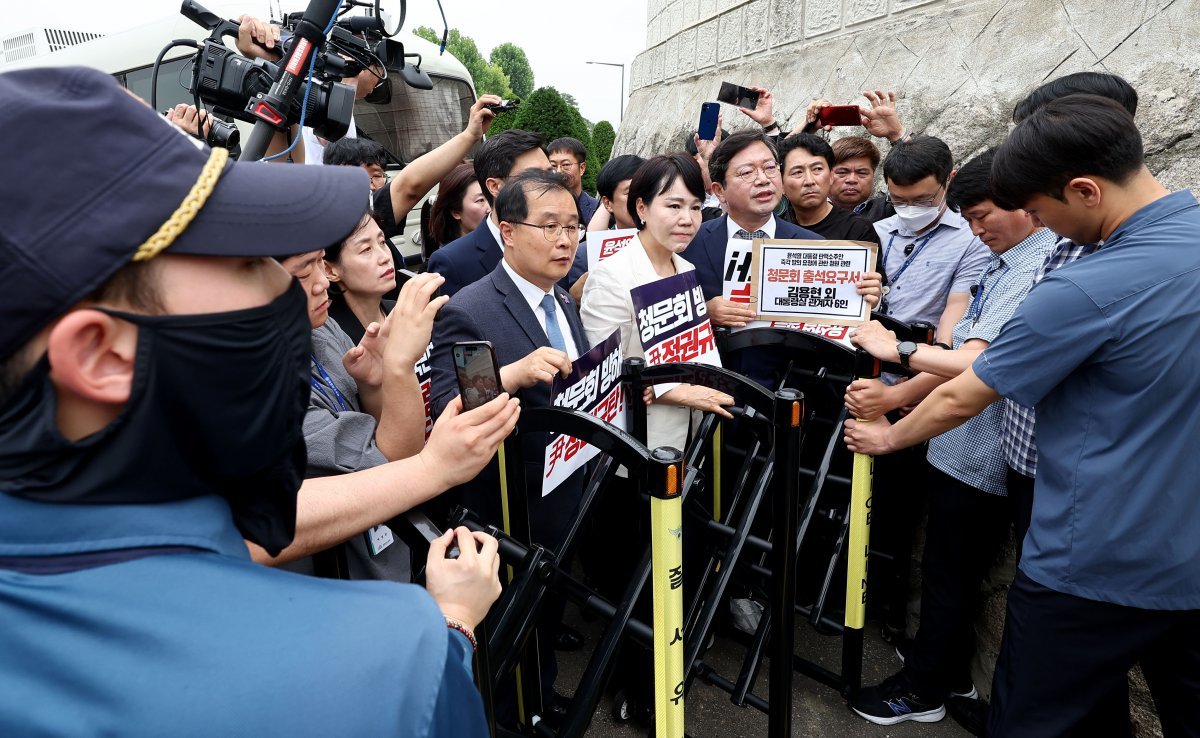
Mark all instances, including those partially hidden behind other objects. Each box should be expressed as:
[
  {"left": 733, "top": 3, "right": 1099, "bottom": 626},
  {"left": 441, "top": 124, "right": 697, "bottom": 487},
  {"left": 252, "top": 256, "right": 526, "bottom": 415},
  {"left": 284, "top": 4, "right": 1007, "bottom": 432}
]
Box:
[{"left": 586, "top": 61, "right": 625, "bottom": 123}]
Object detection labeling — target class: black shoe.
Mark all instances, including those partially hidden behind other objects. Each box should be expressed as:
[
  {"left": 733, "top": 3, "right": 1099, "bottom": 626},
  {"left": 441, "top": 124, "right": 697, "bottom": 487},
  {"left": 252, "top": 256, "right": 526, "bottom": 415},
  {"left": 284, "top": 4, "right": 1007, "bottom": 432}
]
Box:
[
  {"left": 553, "top": 624, "right": 586, "bottom": 652},
  {"left": 849, "top": 672, "right": 946, "bottom": 726},
  {"left": 611, "top": 689, "right": 653, "bottom": 726},
  {"left": 895, "top": 643, "right": 978, "bottom": 699},
  {"left": 947, "top": 694, "right": 989, "bottom": 736},
  {"left": 536, "top": 691, "right": 570, "bottom": 730}
]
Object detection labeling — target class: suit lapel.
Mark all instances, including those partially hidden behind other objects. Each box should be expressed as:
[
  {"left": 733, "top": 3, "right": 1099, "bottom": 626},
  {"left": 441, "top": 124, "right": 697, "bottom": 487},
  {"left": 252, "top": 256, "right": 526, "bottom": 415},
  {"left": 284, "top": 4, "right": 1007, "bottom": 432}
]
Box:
[
  {"left": 493, "top": 265, "right": 548, "bottom": 350},
  {"left": 706, "top": 215, "right": 728, "bottom": 282}
]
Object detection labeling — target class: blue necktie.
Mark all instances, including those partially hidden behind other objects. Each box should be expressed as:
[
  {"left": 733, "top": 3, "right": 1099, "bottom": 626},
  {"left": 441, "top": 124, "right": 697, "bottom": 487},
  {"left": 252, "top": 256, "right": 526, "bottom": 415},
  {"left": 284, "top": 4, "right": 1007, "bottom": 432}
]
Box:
[{"left": 540, "top": 294, "right": 568, "bottom": 353}]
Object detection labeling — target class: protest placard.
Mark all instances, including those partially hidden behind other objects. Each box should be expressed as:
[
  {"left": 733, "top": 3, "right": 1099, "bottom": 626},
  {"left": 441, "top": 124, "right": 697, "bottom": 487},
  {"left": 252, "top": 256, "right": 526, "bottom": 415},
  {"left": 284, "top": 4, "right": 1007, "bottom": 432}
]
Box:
[
  {"left": 721, "top": 236, "right": 857, "bottom": 348},
  {"left": 586, "top": 227, "right": 639, "bottom": 273},
  {"left": 631, "top": 271, "right": 722, "bottom": 397},
  {"left": 415, "top": 341, "right": 434, "bottom": 439},
  {"left": 751, "top": 240, "right": 877, "bottom": 325},
  {"left": 542, "top": 330, "right": 626, "bottom": 496}
]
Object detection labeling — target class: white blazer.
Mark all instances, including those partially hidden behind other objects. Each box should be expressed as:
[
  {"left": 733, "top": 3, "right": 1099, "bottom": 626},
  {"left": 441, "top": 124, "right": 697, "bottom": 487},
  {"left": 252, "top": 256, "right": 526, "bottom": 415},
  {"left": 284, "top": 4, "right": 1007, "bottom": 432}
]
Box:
[{"left": 581, "top": 234, "right": 697, "bottom": 453}]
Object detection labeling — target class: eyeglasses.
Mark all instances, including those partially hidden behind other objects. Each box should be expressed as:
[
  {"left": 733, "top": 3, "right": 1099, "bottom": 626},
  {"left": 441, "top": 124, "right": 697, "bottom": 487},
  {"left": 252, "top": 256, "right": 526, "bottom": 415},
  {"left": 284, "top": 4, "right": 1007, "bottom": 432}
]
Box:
[
  {"left": 886, "top": 183, "right": 945, "bottom": 208},
  {"left": 549, "top": 161, "right": 578, "bottom": 171},
  {"left": 512, "top": 221, "right": 586, "bottom": 241},
  {"left": 368, "top": 171, "right": 390, "bottom": 187},
  {"left": 732, "top": 162, "right": 781, "bottom": 183}
]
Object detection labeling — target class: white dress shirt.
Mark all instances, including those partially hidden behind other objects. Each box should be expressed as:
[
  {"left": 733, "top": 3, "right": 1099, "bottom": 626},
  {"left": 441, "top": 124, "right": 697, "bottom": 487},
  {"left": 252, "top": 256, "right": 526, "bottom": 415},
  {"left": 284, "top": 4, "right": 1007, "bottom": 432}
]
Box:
[
  {"left": 580, "top": 234, "right": 696, "bottom": 451},
  {"left": 501, "top": 259, "right": 579, "bottom": 360}
]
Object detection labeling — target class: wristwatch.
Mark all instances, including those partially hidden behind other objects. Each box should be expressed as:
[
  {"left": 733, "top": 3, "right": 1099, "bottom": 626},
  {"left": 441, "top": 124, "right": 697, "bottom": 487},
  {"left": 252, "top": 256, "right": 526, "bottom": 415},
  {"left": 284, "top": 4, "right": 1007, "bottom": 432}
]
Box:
[{"left": 897, "top": 341, "right": 919, "bottom": 370}]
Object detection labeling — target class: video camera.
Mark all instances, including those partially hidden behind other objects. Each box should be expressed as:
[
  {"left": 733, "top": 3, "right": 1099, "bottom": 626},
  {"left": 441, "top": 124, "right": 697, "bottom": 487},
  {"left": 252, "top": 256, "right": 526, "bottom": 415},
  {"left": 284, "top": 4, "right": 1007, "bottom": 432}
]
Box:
[{"left": 177, "top": 0, "right": 406, "bottom": 145}]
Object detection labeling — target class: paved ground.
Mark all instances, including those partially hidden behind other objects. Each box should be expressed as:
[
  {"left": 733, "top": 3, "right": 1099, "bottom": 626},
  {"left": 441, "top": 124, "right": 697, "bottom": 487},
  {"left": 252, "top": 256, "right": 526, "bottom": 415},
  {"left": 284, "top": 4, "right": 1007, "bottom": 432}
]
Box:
[{"left": 555, "top": 606, "right": 972, "bottom": 737}]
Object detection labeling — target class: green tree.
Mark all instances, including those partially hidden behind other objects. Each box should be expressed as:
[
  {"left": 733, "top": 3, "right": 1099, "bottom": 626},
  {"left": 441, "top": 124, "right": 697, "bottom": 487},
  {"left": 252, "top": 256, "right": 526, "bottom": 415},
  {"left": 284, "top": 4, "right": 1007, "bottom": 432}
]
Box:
[
  {"left": 489, "top": 43, "right": 534, "bottom": 99},
  {"left": 592, "top": 121, "right": 616, "bottom": 167},
  {"left": 514, "top": 87, "right": 589, "bottom": 147},
  {"left": 414, "top": 26, "right": 513, "bottom": 98},
  {"left": 487, "top": 109, "right": 519, "bottom": 136}
]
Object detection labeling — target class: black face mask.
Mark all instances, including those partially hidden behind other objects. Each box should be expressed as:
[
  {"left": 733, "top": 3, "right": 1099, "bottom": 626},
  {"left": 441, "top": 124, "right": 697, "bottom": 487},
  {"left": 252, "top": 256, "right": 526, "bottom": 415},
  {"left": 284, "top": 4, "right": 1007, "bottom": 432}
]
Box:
[{"left": 0, "top": 281, "right": 311, "bottom": 556}]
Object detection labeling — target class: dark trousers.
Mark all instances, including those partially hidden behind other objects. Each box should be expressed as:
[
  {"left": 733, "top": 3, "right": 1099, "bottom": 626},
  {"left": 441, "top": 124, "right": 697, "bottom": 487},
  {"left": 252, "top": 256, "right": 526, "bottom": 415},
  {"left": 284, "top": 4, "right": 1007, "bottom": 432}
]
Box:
[
  {"left": 1005, "top": 467, "right": 1035, "bottom": 566},
  {"left": 1002, "top": 466, "right": 1131, "bottom": 736},
  {"left": 990, "top": 570, "right": 1200, "bottom": 738},
  {"left": 905, "top": 467, "right": 1010, "bottom": 698},
  {"left": 869, "top": 441, "right": 931, "bottom": 632}
]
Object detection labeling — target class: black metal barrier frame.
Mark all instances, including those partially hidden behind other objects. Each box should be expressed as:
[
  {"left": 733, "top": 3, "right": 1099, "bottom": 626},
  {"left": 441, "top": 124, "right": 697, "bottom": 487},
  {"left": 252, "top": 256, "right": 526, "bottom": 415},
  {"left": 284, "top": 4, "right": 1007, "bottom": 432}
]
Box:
[
  {"left": 623, "top": 357, "right": 805, "bottom": 738},
  {"left": 430, "top": 315, "right": 937, "bottom": 736},
  {"left": 448, "top": 406, "right": 689, "bottom": 738}
]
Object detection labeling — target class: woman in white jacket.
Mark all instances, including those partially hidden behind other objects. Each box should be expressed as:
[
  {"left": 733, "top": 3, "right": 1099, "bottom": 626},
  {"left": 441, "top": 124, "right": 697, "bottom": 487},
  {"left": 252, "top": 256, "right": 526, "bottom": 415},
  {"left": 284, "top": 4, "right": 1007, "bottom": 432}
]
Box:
[{"left": 581, "top": 153, "right": 734, "bottom": 452}]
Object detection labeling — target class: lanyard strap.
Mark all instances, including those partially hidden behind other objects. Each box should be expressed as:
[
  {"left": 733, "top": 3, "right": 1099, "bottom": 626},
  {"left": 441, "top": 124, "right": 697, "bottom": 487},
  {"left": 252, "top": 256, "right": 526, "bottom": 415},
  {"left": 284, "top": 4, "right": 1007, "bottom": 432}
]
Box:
[
  {"left": 968, "top": 262, "right": 1008, "bottom": 323},
  {"left": 883, "top": 231, "right": 935, "bottom": 288},
  {"left": 311, "top": 354, "right": 349, "bottom": 412}
]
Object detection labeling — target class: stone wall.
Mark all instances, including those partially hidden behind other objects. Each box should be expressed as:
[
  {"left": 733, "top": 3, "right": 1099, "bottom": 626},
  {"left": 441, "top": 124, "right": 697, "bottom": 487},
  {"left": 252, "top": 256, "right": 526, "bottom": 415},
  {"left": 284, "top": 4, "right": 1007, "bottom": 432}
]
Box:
[{"left": 620, "top": 0, "right": 1200, "bottom": 194}]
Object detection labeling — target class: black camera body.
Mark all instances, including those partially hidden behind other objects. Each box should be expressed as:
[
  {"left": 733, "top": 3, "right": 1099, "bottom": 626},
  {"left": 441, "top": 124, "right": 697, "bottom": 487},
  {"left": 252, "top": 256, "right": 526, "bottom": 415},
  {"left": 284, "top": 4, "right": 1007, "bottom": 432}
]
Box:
[{"left": 181, "top": 0, "right": 356, "bottom": 142}]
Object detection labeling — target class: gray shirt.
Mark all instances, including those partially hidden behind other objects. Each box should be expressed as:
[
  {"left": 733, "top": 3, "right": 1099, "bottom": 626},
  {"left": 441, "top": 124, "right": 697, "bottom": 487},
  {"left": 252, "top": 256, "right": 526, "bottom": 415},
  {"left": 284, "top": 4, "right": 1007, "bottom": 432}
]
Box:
[
  {"left": 291, "top": 318, "right": 410, "bottom": 583},
  {"left": 874, "top": 207, "right": 990, "bottom": 326}
]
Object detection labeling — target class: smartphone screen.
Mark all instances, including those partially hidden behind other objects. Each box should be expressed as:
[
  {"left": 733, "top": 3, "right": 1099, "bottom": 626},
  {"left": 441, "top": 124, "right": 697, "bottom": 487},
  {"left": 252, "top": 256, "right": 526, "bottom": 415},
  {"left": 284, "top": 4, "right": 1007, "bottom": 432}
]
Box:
[
  {"left": 453, "top": 341, "right": 504, "bottom": 411},
  {"left": 819, "top": 105, "right": 864, "bottom": 127},
  {"left": 717, "top": 82, "right": 760, "bottom": 110},
  {"left": 698, "top": 102, "right": 720, "bottom": 141}
]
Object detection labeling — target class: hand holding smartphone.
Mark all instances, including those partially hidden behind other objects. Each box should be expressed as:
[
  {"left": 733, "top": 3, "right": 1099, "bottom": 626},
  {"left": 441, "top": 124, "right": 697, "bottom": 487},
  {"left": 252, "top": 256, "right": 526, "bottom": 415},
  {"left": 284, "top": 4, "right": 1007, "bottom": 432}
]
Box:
[
  {"left": 453, "top": 341, "right": 504, "bottom": 411},
  {"left": 818, "top": 105, "right": 865, "bottom": 127},
  {"left": 717, "top": 81, "right": 761, "bottom": 110},
  {"left": 697, "top": 102, "right": 720, "bottom": 141}
]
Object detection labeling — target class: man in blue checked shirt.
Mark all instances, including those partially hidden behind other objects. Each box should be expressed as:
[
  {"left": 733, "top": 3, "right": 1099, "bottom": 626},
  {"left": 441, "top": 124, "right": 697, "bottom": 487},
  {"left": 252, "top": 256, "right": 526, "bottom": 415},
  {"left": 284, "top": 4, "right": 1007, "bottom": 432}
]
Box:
[{"left": 843, "top": 148, "right": 1056, "bottom": 726}]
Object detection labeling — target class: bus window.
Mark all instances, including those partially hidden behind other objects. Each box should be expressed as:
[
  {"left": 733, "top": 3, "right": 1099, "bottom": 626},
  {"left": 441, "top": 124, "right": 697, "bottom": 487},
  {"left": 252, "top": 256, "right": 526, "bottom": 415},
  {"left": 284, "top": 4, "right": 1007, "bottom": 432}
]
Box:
[
  {"left": 123, "top": 57, "right": 195, "bottom": 111},
  {"left": 353, "top": 74, "right": 475, "bottom": 165}
]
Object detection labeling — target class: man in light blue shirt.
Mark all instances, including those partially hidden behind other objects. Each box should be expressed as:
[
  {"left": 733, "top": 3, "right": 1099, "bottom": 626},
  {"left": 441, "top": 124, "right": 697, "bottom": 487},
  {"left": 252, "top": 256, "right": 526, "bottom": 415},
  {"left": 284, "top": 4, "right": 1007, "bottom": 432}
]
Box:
[{"left": 845, "top": 94, "right": 1200, "bottom": 737}]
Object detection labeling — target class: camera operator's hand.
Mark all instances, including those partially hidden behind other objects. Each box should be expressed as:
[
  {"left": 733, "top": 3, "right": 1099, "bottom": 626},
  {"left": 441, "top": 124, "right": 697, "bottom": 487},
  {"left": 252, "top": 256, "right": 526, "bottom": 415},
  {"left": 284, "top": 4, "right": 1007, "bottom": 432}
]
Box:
[
  {"left": 419, "top": 394, "right": 520, "bottom": 488},
  {"left": 426, "top": 527, "right": 503, "bottom": 631},
  {"left": 500, "top": 347, "right": 571, "bottom": 391},
  {"left": 165, "top": 104, "right": 212, "bottom": 139},
  {"left": 465, "top": 95, "right": 502, "bottom": 140},
  {"left": 236, "top": 15, "right": 282, "bottom": 60},
  {"left": 386, "top": 273, "right": 449, "bottom": 369}
]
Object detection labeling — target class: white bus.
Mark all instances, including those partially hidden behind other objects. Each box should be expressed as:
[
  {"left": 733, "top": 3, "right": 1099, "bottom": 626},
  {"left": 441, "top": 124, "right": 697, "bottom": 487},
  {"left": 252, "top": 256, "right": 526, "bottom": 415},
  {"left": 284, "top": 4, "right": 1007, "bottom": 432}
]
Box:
[{"left": 1, "top": 8, "right": 478, "bottom": 259}]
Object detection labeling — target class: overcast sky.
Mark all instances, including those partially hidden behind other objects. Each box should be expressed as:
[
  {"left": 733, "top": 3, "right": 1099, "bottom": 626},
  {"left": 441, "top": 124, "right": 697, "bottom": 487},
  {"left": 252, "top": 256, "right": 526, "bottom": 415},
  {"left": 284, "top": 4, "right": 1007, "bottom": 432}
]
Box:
[{"left": 1, "top": 0, "right": 647, "bottom": 127}]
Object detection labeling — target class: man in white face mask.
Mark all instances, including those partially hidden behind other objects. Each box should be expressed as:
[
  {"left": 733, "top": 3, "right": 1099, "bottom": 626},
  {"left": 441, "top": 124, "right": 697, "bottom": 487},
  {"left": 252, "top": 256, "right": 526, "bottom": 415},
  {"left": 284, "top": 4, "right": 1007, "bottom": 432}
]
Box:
[{"left": 873, "top": 136, "right": 990, "bottom": 342}]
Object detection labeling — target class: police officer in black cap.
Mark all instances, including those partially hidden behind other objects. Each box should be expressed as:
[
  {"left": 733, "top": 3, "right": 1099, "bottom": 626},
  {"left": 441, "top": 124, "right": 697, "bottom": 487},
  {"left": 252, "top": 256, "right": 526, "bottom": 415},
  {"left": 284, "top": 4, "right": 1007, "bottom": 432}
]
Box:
[{"left": 0, "top": 66, "right": 514, "bottom": 734}]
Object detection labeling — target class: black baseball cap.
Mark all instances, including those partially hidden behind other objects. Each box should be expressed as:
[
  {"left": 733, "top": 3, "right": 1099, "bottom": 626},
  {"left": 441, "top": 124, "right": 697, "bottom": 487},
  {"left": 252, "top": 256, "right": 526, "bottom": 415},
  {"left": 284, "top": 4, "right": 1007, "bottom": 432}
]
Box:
[{"left": 0, "top": 66, "right": 371, "bottom": 358}]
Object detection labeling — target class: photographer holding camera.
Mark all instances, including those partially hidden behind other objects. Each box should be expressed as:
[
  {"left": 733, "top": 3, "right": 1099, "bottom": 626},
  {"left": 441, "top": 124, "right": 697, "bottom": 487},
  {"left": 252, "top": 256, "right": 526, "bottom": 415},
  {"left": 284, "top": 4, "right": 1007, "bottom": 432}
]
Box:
[{"left": 0, "top": 66, "right": 502, "bottom": 735}]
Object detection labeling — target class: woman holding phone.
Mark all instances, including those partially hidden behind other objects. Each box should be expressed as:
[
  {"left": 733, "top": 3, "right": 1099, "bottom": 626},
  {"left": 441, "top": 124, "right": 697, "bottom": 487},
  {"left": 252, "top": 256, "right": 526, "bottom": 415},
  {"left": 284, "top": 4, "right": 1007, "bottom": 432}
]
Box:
[{"left": 581, "top": 153, "right": 735, "bottom": 452}]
